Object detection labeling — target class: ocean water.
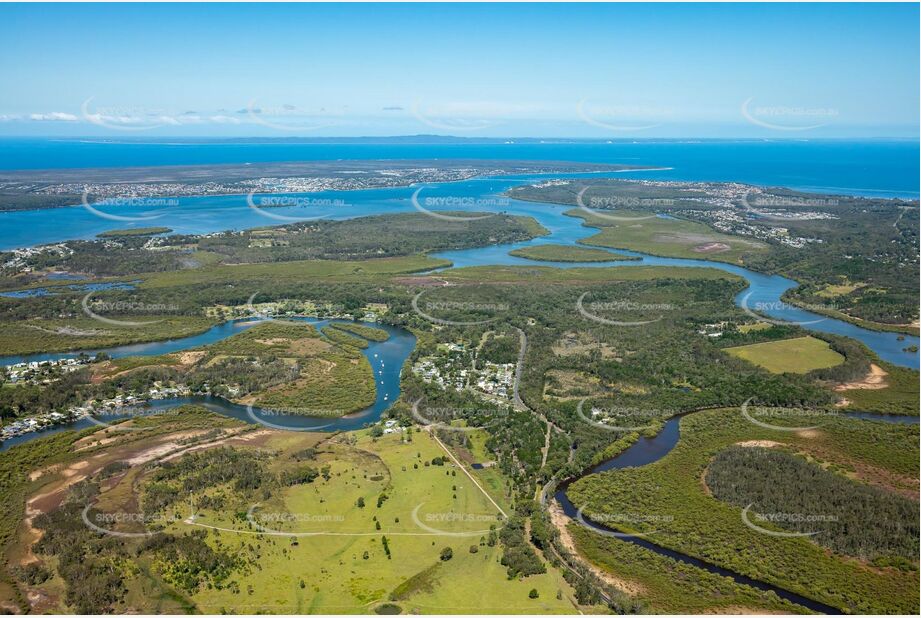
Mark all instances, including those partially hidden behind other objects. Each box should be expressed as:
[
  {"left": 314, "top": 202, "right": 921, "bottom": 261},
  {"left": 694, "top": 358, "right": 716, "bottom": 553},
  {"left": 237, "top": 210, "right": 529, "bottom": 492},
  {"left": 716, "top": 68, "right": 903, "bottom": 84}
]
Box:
[{"left": 0, "top": 138, "right": 918, "bottom": 198}]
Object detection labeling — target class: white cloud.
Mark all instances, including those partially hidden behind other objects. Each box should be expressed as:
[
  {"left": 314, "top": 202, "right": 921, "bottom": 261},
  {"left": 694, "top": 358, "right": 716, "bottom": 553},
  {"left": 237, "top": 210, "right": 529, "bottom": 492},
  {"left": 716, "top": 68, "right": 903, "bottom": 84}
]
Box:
[
  {"left": 29, "top": 112, "right": 78, "bottom": 122},
  {"left": 209, "top": 114, "right": 241, "bottom": 124}
]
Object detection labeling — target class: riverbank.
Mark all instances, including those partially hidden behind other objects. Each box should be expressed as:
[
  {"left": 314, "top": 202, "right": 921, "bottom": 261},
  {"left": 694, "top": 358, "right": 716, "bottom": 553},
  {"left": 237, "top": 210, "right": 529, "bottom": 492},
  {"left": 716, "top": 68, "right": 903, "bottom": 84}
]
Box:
[{"left": 555, "top": 407, "right": 919, "bottom": 614}]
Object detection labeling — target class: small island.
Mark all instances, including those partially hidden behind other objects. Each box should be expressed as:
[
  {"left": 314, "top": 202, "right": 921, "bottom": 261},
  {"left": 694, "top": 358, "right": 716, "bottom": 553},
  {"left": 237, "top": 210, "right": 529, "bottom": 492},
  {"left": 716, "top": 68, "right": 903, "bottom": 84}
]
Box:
[
  {"left": 509, "top": 243, "right": 636, "bottom": 262},
  {"left": 96, "top": 226, "right": 173, "bottom": 238}
]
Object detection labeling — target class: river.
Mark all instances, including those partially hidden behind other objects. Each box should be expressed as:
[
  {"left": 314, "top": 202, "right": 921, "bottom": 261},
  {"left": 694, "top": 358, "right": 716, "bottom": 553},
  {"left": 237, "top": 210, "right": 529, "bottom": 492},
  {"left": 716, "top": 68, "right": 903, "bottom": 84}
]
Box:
[
  {"left": 1, "top": 170, "right": 917, "bottom": 612},
  {"left": 1, "top": 173, "right": 918, "bottom": 449},
  {"left": 0, "top": 318, "right": 416, "bottom": 451},
  {"left": 551, "top": 407, "right": 917, "bottom": 615}
]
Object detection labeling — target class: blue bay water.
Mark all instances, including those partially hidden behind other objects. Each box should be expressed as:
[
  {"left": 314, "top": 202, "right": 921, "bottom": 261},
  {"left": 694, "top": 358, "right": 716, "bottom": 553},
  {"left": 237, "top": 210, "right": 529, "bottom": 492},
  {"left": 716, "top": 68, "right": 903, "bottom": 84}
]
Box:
[
  {"left": 0, "top": 165, "right": 918, "bottom": 369},
  {"left": 0, "top": 138, "right": 917, "bottom": 197}
]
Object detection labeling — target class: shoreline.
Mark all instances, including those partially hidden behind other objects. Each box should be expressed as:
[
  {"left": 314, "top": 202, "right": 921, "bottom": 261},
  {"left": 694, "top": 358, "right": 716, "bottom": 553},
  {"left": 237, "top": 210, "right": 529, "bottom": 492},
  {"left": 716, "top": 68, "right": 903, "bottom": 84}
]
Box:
[{"left": 781, "top": 290, "right": 920, "bottom": 337}]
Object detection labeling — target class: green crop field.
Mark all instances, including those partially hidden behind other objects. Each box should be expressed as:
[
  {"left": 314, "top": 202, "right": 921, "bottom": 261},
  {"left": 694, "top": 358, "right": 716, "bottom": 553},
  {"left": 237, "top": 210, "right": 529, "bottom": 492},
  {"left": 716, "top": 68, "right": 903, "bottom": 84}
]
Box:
[{"left": 724, "top": 336, "right": 845, "bottom": 373}]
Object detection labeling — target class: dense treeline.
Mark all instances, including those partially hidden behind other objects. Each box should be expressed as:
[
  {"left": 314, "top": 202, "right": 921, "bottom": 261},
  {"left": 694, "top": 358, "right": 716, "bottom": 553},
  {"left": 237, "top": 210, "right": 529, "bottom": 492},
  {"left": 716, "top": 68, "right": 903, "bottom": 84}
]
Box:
[
  {"left": 498, "top": 517, "right": 546, "bottom": 578},
  {"left": 568, "top": 409, "right": 920, "bottom": 614},
  {"left": 706, "top": 446, "right": 918, "bottom": 562},
  {"left": 477, "top": 332, "right": 520, "bottom": 365}
]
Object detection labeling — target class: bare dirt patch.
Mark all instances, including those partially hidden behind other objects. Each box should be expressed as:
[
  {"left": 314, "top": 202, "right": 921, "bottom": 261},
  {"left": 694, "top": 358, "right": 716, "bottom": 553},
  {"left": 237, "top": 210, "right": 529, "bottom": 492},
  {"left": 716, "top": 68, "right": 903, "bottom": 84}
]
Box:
[
  {"left": 834, "top": 363, "right": 889, "bottom": 391},
  {"left": 736, "top": 440, "right": 784, "bottom": 448},
  {"left": 551, "top": 331, "right": 622, "bottom": 360},
  {"left": 288, "top": 337, "right": 332, "bottom": 356},
  {"left": 693, "top": 242, "right": 732, "bottom": 254},
  {"left": 158, "top": 429, "right": 274, "bottom": 463},
  {"left": 549, "top": 502, "right": 646, "bottom": 596},
  {"left": 178, "top": 350, "right": 206, "bottom": 366},
  {"left": 393, "top": 276, "right": 448, "bottom": 287}
]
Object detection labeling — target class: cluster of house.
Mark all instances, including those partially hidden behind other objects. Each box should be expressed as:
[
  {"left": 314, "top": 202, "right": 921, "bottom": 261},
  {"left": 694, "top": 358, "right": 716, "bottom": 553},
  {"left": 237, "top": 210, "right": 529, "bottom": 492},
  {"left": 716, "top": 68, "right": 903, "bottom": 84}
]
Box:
[
  {"left": 4, "top": 357, "right": 90, "bottom": 383},
  {"left": 412, "top": 342, "right": 515, "bottom": 402},
  {"left": 207, "top": 300, "right": 387, "bottom": 325},
  {"left": 474, "top": 362, "right": 515, "bottom": 399},
  {"left": 2, "top": 243, "right": 73, "bottom": 270},
  {"left": 1, "top": 412, "right": 70, "bottom": 440},
  {"left": 696, "top": 322, "right": 728, "bottom": 338},
  {"left": 382, "top": 419, "right": 403, "bottom": 434},
  {"left": 1, "top": 382, "right": 192, "bottom": 441}
]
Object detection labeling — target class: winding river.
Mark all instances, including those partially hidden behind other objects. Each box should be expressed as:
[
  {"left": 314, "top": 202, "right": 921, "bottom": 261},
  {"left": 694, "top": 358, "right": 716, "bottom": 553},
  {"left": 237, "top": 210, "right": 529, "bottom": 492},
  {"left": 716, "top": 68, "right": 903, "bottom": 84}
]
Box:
[
  {"left": 2, "top": 173, "right": 918, "bottom": 612},
  {"left": 2, "top": 173, "right": 917, "bottom": 443},
  {"left": 0, "top": 318, "right": 416, "bottom": 451},
  {"left": 551, "top": 407, "right": 917, "bottom": 615}
]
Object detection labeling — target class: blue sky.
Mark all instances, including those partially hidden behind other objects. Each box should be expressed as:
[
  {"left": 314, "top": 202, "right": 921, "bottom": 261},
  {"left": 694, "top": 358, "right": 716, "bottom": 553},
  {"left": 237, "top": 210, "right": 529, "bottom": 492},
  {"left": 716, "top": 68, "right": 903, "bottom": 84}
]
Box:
[{"left": 1, "top": 2, "right": 918, "bottom": 137}]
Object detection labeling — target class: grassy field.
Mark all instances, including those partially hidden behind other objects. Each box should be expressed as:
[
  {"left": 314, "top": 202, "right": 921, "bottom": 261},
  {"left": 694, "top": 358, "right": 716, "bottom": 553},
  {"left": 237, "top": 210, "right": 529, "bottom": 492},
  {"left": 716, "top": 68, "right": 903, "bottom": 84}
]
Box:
[
  {"left": 179, "top": 430, "right": 578, "bottom": 614},
  {"left": 737, "top": 322, "right": 771, "bottom": 333},
  {"left": 6, "top": 413, "right": 578, "bottom": 613},
  {"left": 567, "top": 408, "right": 919, "bottom": 614},
  {"left": 724, "top": 336, "right": 845, "bottom": 373},
  {"left": 0, "top": 315, "right": 218, "bottom": 356},
  {"left": 568, "top": 209, "right": 767, "bottom": 265},
  {"left": 77, "top": 425, "right": 575, "bottom": 613},
  {"left": 507, "top": 244, "right": 634, "bottom": 263}
]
